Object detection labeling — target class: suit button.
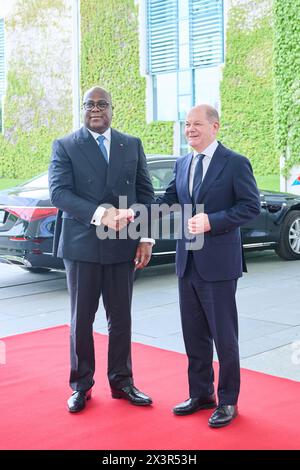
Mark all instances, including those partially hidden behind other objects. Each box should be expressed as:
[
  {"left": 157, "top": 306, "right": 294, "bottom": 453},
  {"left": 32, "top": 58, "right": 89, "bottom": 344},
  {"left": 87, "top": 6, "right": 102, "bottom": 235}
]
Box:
[{"left": 126, "top": 180, "right": 130, "bottom": 184}]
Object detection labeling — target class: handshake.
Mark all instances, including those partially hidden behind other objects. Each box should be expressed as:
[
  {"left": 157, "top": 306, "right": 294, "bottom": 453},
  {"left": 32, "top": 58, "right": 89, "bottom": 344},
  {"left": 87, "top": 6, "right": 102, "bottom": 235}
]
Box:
[{"left": 101, "top": 207, "right": 134, "bottom": 231}]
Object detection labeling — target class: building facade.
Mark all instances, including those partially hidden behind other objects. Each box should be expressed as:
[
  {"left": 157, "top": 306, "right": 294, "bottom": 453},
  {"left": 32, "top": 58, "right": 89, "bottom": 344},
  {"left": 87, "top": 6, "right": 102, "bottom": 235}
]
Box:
[
  {"left": 140, "top": 0, "right": 225, "bottom": 154},
  {"left": 1, "top": 0, "right": 298, "bottom": 193}
]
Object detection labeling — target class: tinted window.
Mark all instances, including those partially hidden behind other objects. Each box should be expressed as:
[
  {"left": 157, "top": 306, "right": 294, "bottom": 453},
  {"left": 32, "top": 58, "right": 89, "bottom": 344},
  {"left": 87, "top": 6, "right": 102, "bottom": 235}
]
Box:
[{"left": 148, "top": 161, "right": 175, "bottom": 191}]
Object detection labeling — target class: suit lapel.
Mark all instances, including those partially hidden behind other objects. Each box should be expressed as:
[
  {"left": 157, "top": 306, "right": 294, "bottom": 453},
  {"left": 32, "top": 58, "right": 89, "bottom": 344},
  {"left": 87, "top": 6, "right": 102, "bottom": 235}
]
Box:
[
  {"left": 106, "top": 129, "right": 128, "bottom": 189},
  {"left": 196, "top": 143, "right": 229, "bottom": 202},
  {"left": 75, "top": 126, "right": 108, "bottom": 175}
]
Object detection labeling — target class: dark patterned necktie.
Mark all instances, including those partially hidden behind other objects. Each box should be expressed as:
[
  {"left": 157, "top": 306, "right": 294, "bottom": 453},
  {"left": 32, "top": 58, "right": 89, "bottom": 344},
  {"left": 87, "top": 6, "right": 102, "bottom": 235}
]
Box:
[{"left": 192, "top": 153, "right": 205, "bottom": 204}]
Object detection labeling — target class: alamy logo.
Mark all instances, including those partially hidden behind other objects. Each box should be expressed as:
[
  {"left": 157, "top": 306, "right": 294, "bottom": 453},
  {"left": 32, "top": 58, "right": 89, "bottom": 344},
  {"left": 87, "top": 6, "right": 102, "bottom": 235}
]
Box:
[{"left": 95, "top": 197, "right": 205, "bottom": 251}]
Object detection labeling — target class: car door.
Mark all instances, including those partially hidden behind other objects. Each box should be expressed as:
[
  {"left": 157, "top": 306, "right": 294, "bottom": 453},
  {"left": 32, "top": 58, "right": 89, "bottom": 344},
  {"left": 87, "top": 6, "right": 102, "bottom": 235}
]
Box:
[
  {"left": 147, "top": 159, "right": 178, "bottom": 255},
  {"left": 241, "top": 192, "right": 268, "bottom": 246}
]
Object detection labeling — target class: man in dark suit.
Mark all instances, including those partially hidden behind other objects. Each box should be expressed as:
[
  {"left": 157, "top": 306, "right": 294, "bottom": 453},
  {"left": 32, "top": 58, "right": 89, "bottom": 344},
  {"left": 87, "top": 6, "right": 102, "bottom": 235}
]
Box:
[
  {"left": 153, "top": 104, "right": 260, "bottom": 427},
  {"left": 48, "top": 86, "right": 155, "bottom": 413}
]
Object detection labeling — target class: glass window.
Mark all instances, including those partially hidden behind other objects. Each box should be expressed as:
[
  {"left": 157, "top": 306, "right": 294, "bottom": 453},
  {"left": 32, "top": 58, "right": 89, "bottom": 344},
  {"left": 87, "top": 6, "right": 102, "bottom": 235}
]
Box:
[
  {"left": 178, "top": 70, "right": 192, "bottom": 95},
  {"left": 147, "top": 0, "right": 179, "bottom": 74},
  {"left": 156, "top": 72, "right": 178, "bottom": 121},
  {"left": 179, "top": 121, "right": 189, "bottom": 156},
  {"left": 145, "top": 0, "right": 224, "bottom": 124},
  {"left": 178, "top": 94, "right": 192, "bottom": 120},
  {"left": 189, "top": 0, "right": 224, "bottom": 68},
  {"left": 148, "top": 161, "right": 176, "bottom": 191},
  {"left": 194, "top": 66, "right": 221, "bottom": 109}
]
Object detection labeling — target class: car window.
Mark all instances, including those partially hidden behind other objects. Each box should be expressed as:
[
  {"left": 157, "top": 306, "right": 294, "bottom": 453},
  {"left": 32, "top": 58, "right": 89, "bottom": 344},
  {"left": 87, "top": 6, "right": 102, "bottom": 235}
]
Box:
[
  {"left": 148, "top": 161, "right": 175, "bottom": 191},
  {"left": 20, "top": 173, "right": 48, "bottom": 189}
]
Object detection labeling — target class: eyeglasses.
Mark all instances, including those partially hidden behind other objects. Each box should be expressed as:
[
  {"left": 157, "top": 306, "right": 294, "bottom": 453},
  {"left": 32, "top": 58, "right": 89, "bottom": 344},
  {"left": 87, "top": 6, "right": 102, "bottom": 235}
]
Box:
[{"left": 83, "top": 100, "right": 111, "bottom": 111}]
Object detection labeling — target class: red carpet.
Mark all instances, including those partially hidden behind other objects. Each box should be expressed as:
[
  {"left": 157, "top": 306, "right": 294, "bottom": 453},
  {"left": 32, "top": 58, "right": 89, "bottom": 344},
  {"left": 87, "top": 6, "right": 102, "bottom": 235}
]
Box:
[{"left": 0, "top": 325, "right": 299, "bottom": 450}]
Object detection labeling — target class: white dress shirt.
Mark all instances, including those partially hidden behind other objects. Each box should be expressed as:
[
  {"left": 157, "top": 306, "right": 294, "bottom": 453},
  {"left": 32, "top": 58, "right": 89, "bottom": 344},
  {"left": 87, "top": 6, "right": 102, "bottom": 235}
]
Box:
[
  {"left": 88, "top": 127, "right": 111, "bottom": 162},
  {"left": 88, "top": 128, "right": 154, "bottom": 244},
  {"left": 189, "top": 140, "right": 219, "bottom": 196}
]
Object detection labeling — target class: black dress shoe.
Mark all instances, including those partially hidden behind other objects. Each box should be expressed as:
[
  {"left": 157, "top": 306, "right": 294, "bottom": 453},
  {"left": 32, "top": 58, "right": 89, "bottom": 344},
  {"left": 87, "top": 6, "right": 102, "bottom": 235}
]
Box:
[
  {"left": 111, "top": 385, "right": 152, "bottom": 406},
  {"left": 208, "top": 405, "right": 238, "bottom": 428},
  {"left": 67, "top": 389, "right": 92, "bottom": 413},
  {"left": 173, "top": 394, "right": 217, "bottom": 415}
]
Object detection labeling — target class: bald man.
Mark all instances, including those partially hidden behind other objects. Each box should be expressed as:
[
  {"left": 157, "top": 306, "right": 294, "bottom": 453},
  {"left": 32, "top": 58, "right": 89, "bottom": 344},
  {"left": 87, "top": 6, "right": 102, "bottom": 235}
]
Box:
[
  {"left": 49, "top": 86, "right": 155, "bottom": 412},
  {"left": 155, "top": 105, "right": 260, "bottom": 427}
]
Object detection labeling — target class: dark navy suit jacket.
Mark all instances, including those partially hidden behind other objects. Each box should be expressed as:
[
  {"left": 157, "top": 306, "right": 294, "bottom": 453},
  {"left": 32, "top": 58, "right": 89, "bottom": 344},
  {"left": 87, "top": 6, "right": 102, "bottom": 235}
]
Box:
[
  {"left": 157, "top": 142, "right": 261, "bottom": 281},
  {"left": 48, "top": 126, "right": 154, "bottom": 264}
]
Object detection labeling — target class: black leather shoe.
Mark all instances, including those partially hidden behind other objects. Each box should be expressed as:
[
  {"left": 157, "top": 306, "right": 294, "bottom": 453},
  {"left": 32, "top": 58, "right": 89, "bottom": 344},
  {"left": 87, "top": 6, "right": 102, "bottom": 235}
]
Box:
[
  {"left": 111, "top": 385, "right": 152, "bottom": 406},
  {"left": 208, "top": 405, "right": 238, "bottom": 428},
  {"left": 67, "top": 389, "right": 92, "bottom": 413},
  {"left": 173, "top": 394, "right": 217, "bottom": 415}
]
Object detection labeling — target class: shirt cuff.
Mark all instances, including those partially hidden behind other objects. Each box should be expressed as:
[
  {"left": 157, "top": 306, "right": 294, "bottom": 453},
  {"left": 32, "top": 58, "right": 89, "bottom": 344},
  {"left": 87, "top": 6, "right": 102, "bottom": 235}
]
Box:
[
  {"left": 91, "top": 206, "right": 107, "bottom": 226},
  {"left": 140, "top": 238, "right": 155, "bottom": 245}
]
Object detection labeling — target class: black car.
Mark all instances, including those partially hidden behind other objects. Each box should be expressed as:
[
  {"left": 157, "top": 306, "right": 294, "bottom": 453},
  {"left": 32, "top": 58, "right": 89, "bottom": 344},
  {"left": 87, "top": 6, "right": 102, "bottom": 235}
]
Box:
[{"left": 0, "top": 155, "right": 300, "bottom": 273}]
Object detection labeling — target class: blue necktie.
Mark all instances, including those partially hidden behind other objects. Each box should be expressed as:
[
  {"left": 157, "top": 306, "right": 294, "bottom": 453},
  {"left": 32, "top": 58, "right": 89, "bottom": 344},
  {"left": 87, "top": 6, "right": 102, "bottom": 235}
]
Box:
[
  {"left": 97, "top": 135, "right": 108, "bottom": 163},
  {"left": 192, "top": 154, "right": 205, "bottom": 203}
]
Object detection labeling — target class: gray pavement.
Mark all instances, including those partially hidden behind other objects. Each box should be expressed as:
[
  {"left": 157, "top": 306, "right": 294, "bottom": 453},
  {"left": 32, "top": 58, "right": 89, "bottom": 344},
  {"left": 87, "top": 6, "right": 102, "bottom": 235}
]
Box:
[{"left": 0, "top": 251, "right": 300, "bottom": 381}]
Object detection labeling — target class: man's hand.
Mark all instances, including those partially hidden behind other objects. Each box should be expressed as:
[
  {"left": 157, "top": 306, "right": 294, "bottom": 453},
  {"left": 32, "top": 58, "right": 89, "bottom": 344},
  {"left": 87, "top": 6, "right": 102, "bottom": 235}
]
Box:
[
  {"left": 134, "top": 242, "right": 153, "bottom": 270},
  {"left": 101, "top": 207, "right": 131, "bottom": 231},
  {"left": 188, "top": 213, "right": 211, "bottom": 235},
  {"left": 114, "top": 208, "right": 135, "bottom": 223}
]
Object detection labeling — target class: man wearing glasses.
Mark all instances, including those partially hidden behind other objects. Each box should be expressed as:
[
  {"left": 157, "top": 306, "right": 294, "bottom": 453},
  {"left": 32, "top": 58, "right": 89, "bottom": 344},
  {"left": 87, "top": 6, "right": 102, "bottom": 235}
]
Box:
[{"left": 49, "top": 86, "right": 155, "bottom": 413}]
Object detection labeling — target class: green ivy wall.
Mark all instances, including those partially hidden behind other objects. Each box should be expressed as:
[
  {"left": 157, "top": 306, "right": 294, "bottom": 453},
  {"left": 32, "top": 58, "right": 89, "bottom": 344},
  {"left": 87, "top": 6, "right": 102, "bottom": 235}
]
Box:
[
  {"left": 219, "top": 0, "right": 276, "bottom": 176},
  {"left": 274, "top": 0, "right": 300, "bottom": 176},
  {"left": 80, "top": 0, "right": 173, "bottom": 154},
  {"left": 0, "top": 0, "right": 73, "bottom": 179}
]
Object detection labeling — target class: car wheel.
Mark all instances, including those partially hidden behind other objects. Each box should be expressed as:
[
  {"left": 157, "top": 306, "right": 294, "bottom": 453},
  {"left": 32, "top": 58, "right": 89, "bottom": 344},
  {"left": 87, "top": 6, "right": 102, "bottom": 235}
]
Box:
[
  {"left": 275, "top": 210, "right": 300, "bottom": 260},
  {"left": 21, "top": 267, "right": 52, "bottom": 273}
]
